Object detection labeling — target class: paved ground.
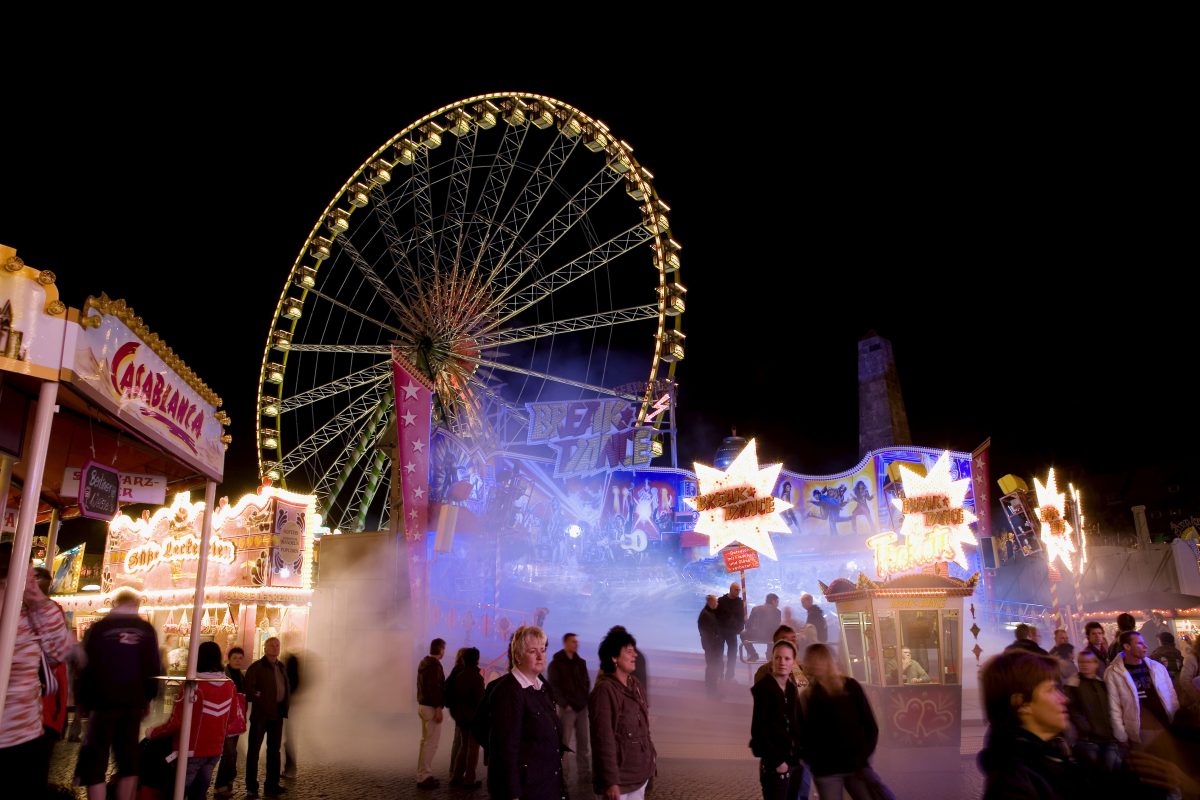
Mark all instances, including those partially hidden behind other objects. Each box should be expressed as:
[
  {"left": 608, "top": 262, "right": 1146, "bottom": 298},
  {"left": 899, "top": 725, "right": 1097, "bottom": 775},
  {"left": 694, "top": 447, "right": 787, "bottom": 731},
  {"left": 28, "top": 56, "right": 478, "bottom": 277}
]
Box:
[{"left": 47, "top": 647, "right": 986, "bottom": 798}]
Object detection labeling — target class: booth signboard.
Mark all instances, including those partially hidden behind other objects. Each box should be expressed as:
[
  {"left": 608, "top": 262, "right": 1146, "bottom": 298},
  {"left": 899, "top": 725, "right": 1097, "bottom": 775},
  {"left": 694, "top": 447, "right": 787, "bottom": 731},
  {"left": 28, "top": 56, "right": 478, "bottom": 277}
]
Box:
[
  {"left": 61, "top": 467, "right": 167, "bottom": 505},
  {"left": 79, "top": 460, "right": 121, "bottom": 521},
  {"left": 63, "top": 296, "right": 226, "bottom": 482},
  {"left": 723, "top": 545, "right": 760, "bottom": 572}
]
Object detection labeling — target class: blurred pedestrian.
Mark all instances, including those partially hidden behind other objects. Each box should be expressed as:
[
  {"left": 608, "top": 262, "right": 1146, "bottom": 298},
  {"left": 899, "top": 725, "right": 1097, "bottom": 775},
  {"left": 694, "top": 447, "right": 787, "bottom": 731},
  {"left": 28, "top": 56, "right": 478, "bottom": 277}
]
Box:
[
  {"left": 1065, "top": 650, "right": 1119, "bottom": 772},
  {"left": 800, "top": 594, "right": 827, "bottom": 644},
  {"left": 447, "top": 647, "right": 483, "bottom": 789},
  {"left": 0, "top": 543, "right": 72, "bottom": 798},
  {"left": 148, "top": 640, "right": 235, "bottom": 799},
  {"left": 1150, "top": 631, "right": 1183, "bottom": 684},
  {"left": 75, "top": 587, "right": 160, "bottom": 800},
  {"left": 799, "top": 643, "right": 892, "bottom": 800}
]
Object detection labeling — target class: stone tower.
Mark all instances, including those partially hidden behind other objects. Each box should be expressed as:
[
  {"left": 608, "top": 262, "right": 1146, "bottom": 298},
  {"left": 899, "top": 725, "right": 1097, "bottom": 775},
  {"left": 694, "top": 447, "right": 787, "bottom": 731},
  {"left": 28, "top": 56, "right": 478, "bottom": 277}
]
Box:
[{"left": 858, "top": 331, "right": 912, "bottom": 454}]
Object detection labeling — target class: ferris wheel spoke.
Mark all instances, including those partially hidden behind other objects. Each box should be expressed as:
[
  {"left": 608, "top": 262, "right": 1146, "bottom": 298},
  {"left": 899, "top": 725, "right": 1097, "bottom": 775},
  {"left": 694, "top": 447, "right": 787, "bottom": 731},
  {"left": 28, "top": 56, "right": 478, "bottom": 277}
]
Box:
[
  {"left": 303, "top": 283, "right": 409, "bottom": 339},
  {"left": 286, "top": 344, "right": 393, "bottom": 354},
  {"left": 474, "top": 305, "right": 659, "bottom": 350},
  {"left": 314, "top": 392, "right": 392, "bottom": 508},
  {"left": 438, "top": 124, "right": 478, "bottom": 276},
  {"left": 410, "top": 146, "right": 441, "bottom": 284},
  {"left": 485, "top": 224, "right": 654, "bottom": 327},
  {"left": 279, "top": 362, "right": 391, "bottom": 414},
  {"left": 369, "top": 184, "right": 425, "bottom": 304},
  {"left": 460, "top": 355, "right": 639, "bottom": 401},
  {"left": 480, "top": 133, "right": 580, "bottom": 288},
  {"left": 488, "top": 164, "right": 626, "bottom": 309},
  {"left": 336, "top": 237, "right": 422, "bottom": 334},
  {"left": 280, "top": 382, "right": 391, "bottom": 475},
  {"left": 460, "top": 122, "right": 529, "bottom": 290}
]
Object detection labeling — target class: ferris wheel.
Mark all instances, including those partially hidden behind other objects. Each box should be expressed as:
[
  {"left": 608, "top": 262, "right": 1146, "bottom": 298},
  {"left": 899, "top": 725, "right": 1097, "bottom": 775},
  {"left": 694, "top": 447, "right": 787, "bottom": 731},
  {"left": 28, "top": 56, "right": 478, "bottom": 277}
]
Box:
[{"left": 257, "top": 93, "right": 686, "bottom": 532}]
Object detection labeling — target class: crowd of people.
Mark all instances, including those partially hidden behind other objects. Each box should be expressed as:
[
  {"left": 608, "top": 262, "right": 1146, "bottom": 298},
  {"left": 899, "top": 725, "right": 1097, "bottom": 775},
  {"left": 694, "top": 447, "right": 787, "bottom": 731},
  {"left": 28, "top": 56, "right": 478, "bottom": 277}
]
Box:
[
  {"left": 980, "top": 615, "right": 1200, "bottom": 798},
  {"left": 0, "top": 541, "right": 305, "bottom": 799}
]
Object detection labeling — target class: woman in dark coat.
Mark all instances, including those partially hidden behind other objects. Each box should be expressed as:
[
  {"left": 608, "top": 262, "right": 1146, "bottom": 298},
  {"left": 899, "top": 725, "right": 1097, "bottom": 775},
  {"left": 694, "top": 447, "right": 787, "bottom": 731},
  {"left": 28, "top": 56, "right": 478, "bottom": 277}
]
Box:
[
  {"left": 799, "top": 643, "right": 893, "bottom": 800},
  {"left": 750, "top": 640, "right": 809, "bottom": 800},
  {"left": 487, "top": 625, "right": 564, "bottom": 800},
  {"left": 449, "top": 647, "right": 484, "bottom": 788}
]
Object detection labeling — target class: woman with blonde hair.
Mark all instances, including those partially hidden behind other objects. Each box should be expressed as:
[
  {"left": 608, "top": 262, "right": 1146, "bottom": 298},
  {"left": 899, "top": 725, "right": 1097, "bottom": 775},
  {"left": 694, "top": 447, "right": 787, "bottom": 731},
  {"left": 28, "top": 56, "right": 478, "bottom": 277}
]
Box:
[
  {"left": 487, "top": 625, "right": 565, "bottom": 800},
  {"left": 799, "top": 643, "right": 893, "bottom": 800}
]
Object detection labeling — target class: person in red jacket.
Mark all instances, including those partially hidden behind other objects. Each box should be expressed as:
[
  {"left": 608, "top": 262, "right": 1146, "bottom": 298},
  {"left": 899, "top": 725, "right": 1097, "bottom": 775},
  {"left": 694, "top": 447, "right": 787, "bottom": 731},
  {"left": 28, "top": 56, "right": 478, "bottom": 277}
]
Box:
[{"left": 149, "top": 641, "right": 235, "bottom": 800}]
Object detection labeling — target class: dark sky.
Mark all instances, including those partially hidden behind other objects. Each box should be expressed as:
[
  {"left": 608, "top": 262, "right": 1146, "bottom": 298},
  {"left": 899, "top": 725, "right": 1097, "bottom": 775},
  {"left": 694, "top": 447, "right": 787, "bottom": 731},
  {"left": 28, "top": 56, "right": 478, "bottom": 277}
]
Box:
[{"left": 3, "top": 59, "right": 1191, "bottom": 541}]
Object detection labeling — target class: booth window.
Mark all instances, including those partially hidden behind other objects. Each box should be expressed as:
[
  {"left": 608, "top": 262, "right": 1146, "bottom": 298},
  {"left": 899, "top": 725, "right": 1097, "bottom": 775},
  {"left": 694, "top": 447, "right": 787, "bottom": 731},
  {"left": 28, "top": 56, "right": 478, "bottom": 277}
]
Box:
[
  {"left": 840, "top": 611, "right": 876, "bottom": 683},
  {"left": 942, "top": 609, "right": 960, "bottom": 685},
  {"left": 898, "top": 610, "right": 940, "bottom": 685}
]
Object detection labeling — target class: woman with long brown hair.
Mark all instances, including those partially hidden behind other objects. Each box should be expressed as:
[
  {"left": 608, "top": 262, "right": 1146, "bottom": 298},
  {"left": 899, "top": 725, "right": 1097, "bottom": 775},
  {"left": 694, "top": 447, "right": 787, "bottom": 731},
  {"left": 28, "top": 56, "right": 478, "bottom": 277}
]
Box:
[{"left": 799, "top": 643, "right": 893, "bottom": 800}]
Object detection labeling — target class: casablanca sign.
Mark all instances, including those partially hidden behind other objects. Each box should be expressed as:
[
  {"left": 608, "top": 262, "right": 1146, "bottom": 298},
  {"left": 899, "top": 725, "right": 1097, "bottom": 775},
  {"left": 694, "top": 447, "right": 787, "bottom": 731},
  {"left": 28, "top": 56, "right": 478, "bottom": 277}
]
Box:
[
  {"left": 684, "top": 439, "right": 793, "bottom": 560},
  {"left": 866, "top": 452, "right": 978, "bottom": 580}
]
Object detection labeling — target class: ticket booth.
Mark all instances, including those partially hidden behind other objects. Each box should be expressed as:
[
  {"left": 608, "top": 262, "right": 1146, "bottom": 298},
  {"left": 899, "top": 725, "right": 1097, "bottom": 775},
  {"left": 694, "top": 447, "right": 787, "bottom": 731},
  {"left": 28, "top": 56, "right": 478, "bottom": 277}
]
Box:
[{"left": 820, "top": 572, "right": 977, "bottom": 773}]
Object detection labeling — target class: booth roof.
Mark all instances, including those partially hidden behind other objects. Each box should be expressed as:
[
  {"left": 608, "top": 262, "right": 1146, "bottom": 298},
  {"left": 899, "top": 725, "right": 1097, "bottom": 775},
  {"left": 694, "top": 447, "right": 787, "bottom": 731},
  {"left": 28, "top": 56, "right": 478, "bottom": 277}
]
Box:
[
  {"left": 822, "top": 571, "right": 978, "bottom": 601},
  {"left": 5, "top": 370, "right": 208, "bottom": 523}
]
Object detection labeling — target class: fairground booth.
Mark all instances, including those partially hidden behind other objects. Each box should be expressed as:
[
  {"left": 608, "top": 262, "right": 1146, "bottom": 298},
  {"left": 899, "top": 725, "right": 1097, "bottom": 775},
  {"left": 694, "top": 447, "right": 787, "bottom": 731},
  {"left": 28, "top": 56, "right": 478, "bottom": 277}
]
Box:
[
  {"left": 0, "top": 243, "right": 238, "bottom": 797},
  {"left": 818, "top": 452, "right": 983, "bottom": 774},
  {"left": 52, "top": 487, "right": 318, "bottom": 667}
]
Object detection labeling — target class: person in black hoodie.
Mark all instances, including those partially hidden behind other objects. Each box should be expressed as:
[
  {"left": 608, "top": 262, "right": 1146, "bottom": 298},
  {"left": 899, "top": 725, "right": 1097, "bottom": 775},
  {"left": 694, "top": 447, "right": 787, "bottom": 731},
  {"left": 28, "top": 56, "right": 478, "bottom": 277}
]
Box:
[
  {"left": 548, "top": 632, "right": 591, "bottom": 785},
  {"left": 1006, "top": 623, "right": 1049, "bottom": 655},
  {"left": 750, "top": 640, "right": 809, "bottom": 800},
  {"left": 799, "top": 643, "right": 892, "bottom": 800}
]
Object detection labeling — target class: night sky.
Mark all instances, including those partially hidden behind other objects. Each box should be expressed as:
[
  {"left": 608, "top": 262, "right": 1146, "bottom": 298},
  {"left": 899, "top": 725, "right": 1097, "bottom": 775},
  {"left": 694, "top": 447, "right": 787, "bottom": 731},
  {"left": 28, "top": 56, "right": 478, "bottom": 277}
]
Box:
[{"left": 3, "top": 61, "right": 1191, "bottom": 550}]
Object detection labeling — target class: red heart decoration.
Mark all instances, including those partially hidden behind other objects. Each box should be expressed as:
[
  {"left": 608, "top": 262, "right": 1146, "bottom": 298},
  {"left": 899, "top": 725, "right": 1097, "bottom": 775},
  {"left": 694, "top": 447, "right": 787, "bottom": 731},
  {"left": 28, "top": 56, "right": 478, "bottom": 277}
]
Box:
[{"left": 892, "top": 698, "right": 956, "bottom": 740}]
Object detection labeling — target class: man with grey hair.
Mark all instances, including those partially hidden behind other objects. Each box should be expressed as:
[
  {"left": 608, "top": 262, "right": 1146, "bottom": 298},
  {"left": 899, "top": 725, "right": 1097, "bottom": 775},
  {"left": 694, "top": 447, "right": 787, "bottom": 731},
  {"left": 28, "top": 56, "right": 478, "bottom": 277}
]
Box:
[{"left": 244, "top": 636, "right": 291, "bottom": 798}]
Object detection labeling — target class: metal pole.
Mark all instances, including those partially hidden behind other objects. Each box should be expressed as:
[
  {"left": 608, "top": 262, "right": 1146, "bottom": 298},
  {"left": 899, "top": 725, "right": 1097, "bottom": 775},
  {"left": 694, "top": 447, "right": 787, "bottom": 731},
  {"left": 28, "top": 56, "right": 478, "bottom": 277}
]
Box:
[
  {"left": 171, "top": 479, "right": 218, "bottom": 800},
  {"left": 45, "top": 506, "right": 61, "bottom": 567},
  {"left": 0, "top": 380, "right": 58, "bottom": 725}
]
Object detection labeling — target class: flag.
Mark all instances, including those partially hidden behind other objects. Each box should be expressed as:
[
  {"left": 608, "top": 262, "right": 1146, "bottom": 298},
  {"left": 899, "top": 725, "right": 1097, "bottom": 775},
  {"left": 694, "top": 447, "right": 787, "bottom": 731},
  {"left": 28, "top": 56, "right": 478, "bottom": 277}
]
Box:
[
  {"left": 392, "top": 349, "right": 434, "bottom": 541},
  {"left": 971, "top": 438, "right": 992, "bottom": 550}
]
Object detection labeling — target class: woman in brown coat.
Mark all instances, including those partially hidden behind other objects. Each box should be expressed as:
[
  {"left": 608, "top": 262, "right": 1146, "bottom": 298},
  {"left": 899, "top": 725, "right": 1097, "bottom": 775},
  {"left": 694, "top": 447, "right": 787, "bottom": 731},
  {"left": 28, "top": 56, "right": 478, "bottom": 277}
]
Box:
[{"left": 589, "top": 626, "right": 656, "bottom": 800}]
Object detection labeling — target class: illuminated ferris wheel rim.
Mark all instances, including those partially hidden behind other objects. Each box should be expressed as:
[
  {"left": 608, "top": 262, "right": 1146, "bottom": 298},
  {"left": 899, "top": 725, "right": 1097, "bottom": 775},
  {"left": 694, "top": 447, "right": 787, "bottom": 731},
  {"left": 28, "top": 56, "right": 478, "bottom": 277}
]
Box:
[{"left": 255, "top": 92, "right": 685, "bottom": 522}]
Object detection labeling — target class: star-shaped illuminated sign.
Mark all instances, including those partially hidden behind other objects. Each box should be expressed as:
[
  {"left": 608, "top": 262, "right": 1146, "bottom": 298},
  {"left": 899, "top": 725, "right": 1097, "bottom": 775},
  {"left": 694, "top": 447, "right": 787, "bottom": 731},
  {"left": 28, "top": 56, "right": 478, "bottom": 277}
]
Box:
[
  {"left": 684, "top": 439, "right": 793, "bottom": 560},
  {"left": 1033, "top": 468, "right": 1076, "bottom": 572},
  {"left": 893, "top": 451, "right": 978, "bottom": 570}
]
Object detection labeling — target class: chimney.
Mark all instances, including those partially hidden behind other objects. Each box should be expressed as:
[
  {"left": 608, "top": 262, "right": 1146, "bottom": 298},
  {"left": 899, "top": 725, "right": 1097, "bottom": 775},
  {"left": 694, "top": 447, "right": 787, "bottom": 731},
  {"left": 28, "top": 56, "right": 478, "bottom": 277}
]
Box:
[{"left": 1131, "top": 505, "right": 1151, "bottom": 549}]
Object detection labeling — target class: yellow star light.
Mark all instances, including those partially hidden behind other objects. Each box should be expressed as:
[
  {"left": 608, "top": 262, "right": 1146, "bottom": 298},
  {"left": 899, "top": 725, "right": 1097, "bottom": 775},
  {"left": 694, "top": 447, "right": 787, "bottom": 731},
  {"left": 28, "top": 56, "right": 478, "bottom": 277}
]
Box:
[
  {"left": 892, "top": 451, "right": 978, "bottom": 570},
  {"left": 685, "top": 439, "right": 793, "bottom": 560},
  {"left": 1033, "top": 468, "right": 1076, "bottom": 572}
]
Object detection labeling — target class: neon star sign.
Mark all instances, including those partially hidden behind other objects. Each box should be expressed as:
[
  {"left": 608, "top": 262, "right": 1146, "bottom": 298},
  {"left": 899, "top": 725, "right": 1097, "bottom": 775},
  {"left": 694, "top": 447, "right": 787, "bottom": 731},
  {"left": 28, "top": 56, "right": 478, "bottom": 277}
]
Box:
[
  {"left": 684, "top": 438, "right": 793, "bottom": 560},
  {"left": 866, "top": 452, "right": 978, "bottom": 579},
  {"left": 1033, "top": 468, "right": 1076, "bottom": 572}
]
